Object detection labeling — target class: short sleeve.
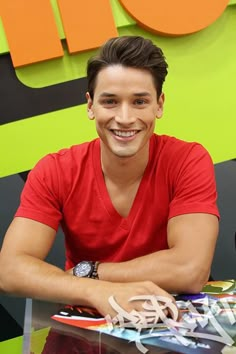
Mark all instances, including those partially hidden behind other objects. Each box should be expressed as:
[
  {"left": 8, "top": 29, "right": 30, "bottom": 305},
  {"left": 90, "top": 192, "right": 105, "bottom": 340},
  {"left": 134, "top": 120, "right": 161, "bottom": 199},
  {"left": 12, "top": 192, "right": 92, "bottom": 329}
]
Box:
[
  {"left": 15, "top": 155, "right": 62, "bottom": 230},
  {"left": 168, "top": 144, "right": 219, "bottom": 219}
]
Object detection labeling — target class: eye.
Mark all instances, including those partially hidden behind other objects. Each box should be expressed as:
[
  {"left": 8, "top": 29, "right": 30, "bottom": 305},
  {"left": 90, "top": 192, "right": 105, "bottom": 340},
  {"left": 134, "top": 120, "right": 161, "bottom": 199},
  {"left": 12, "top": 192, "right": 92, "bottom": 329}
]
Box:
[
  {"left": 102, "top": 98, "right": 117, "bottom": 106},
  {"left": 134, "top": 99, "right": 146, "bottom": 105}
]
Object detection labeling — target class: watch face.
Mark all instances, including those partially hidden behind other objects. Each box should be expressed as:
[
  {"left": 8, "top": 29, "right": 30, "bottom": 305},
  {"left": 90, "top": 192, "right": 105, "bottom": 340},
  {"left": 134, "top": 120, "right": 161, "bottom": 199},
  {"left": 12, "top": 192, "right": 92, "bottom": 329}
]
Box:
[{"left": 74, "top": 261, "right": 92, "bottom": 277}]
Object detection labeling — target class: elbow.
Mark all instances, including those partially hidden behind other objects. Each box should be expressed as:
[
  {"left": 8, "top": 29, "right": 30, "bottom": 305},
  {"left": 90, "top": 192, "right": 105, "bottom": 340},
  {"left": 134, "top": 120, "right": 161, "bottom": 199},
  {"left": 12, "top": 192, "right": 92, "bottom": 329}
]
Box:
[
  {"left": 185, "top": 281, "right": 205, "bottom": 294},
  {"left": 181, "top": 265, "right": 210, "bottom": 294}
]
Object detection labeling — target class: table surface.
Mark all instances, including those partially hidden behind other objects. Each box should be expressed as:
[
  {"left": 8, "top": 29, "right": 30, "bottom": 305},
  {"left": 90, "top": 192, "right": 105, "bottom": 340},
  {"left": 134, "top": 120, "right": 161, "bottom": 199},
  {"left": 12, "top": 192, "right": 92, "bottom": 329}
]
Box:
[
  {"left": 23, "top": 282, "right": 236, "bottom": 354},
  {"left": 23, "top": 299, "right": 181, "bottom": 354}
]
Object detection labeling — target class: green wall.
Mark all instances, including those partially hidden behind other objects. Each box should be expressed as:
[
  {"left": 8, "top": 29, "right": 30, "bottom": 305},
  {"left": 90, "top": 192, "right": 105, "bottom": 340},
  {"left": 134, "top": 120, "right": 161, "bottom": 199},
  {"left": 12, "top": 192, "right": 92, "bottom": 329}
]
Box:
[{"left": 1, "top": 1, "right": 236, "bottom": 177}]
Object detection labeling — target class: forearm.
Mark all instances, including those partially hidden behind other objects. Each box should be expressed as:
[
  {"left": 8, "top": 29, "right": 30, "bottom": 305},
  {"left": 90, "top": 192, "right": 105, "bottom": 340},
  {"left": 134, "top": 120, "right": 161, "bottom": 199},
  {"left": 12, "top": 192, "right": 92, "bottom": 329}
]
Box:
[
  {"left": 0, "top": 254, "right": 96, "bottom": 307},
  {"left": 98, "top": 248, "right": 210, "bottom": 294}
]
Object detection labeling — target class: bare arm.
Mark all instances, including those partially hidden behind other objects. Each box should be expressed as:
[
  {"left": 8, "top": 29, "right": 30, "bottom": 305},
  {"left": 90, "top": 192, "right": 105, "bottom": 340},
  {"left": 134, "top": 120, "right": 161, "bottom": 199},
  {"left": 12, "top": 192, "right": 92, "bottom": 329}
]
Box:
[
  {"left": 96, "top": 213, "right": 219, "bottom": 294},
  {"left": 0, "top": 217, "right": 87, "bottom": 303},
  {"left": 0, "top": 217, "right": 175, "bottom": 317}
]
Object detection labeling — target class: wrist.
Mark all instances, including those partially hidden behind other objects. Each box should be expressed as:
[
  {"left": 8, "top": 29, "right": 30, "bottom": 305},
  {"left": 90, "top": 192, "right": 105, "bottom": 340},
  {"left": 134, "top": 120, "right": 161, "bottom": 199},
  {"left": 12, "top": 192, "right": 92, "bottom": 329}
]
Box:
[{"left": 96, "top": 262, "right": 117, "bottom": 282}]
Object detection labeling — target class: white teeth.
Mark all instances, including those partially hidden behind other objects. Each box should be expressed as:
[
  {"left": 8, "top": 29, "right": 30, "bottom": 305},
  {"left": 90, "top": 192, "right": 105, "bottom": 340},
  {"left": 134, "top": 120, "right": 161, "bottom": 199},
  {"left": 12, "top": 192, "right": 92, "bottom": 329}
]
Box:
[{"left": 112, "top": 130, "right": 136, "bottom": 137}]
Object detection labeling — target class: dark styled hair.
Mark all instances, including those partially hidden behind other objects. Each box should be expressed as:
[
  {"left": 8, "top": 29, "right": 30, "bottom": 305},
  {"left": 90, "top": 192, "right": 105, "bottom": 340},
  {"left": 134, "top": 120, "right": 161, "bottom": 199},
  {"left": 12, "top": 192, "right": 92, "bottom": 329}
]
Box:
[{"left": 87, "top": 36, "right": 168, "bottom": 99}]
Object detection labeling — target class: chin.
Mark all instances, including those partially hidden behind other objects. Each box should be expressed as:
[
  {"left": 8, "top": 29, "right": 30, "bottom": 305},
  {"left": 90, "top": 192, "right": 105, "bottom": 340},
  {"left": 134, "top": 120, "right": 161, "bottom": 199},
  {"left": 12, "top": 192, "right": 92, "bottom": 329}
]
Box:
[{"left": 112, "top": 150, "right": 137, "bottom": 158}]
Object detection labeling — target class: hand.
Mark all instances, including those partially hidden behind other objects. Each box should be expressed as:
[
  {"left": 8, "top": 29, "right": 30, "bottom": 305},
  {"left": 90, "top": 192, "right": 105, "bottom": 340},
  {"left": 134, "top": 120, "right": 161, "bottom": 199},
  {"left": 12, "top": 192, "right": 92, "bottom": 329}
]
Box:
[{"left": 86, "top": 280, "right": 178, "bottom": 323}]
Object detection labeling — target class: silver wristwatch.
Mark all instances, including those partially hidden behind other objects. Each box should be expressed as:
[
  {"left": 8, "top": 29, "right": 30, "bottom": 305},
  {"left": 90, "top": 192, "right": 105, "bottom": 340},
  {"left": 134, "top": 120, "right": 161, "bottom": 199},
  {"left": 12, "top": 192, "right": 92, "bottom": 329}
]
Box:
[{"left": 73, "top": 261, "right": 100, "bottom": 279}]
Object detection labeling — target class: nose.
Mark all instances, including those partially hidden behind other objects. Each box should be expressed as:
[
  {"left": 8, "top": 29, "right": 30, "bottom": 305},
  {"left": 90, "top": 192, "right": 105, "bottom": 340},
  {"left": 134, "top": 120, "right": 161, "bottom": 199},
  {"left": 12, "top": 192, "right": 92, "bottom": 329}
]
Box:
[{"left": 115, "top": 103, "right": 136, "bottom": 125}]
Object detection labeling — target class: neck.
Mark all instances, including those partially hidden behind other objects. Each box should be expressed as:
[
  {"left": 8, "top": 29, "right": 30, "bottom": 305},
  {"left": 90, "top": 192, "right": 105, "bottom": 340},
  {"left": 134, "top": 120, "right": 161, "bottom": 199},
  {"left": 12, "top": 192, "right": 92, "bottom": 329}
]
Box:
[{"left": 101, "top": 143, "right": 150, "bottom": 185}]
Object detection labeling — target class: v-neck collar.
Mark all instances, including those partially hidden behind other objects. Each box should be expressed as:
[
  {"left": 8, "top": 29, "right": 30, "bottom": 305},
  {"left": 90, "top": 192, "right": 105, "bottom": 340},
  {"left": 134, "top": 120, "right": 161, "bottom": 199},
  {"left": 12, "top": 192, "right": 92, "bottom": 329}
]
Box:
[{"left": 92, "top": 137, "right": 154, "bottom": 229}]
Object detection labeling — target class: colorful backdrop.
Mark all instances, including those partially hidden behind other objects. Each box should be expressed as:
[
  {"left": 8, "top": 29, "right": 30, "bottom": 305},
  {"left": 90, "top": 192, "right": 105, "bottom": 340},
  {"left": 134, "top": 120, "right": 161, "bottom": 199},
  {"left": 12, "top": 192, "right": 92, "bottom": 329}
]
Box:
[{"left": 0, "top": 0, "right": 235, "bottom": 345}]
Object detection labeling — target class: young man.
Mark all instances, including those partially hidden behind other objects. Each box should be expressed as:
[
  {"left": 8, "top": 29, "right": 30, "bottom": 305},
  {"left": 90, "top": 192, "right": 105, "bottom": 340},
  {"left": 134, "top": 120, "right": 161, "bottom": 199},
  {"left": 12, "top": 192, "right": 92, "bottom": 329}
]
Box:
[{"left": 0, "top": 36, "right": 219, "bottom": 318}]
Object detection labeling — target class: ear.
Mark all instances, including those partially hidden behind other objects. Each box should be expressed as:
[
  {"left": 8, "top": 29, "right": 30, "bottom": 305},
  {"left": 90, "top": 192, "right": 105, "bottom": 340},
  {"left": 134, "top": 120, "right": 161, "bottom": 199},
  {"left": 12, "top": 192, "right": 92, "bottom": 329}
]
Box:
[
  {"left": 156, "top": 92, "right": 165, "bottom": 119},
  {"left": 86, "top": 92, "right": 95, "bottom": 120}
]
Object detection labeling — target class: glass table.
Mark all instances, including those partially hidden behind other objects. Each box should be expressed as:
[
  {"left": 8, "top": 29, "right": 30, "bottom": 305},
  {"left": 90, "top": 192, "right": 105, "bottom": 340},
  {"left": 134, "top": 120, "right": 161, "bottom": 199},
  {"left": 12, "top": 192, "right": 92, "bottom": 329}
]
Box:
[
  {"left": 23, "top": 282, "right": 236, "bottom": 354},
  {"left": 23, "top": 299, "right": 180, "bottom": 353}
]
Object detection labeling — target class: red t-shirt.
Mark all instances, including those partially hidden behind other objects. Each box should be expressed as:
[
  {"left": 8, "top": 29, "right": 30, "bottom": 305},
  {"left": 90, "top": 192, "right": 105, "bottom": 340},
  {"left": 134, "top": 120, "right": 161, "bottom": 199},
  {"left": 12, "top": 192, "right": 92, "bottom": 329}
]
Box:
[{"left": 15, "top": 134, "right": 219, "bottom": 269}]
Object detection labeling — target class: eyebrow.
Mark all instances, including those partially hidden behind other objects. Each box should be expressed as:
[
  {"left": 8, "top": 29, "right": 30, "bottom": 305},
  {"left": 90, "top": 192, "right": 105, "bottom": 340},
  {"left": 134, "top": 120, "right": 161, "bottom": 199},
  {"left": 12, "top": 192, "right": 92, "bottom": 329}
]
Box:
[
  {"left": 99, "top": 92, "right": 116, "bottom": 97},
  {"left": 99, "top": 92, "right": 151, "bottom": 97}
]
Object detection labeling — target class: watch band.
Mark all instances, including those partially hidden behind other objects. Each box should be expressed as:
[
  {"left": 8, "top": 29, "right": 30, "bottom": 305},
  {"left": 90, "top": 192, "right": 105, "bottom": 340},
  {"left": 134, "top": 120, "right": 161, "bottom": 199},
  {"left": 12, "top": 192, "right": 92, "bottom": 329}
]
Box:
[{"left": 91, "top": 261, "right": 100, "bottom": 279}]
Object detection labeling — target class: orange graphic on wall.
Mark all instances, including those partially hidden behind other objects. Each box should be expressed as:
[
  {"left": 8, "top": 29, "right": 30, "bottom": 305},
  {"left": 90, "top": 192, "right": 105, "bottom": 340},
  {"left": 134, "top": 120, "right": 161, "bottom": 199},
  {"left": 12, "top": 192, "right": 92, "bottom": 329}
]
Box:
[
  {"left": 0, "top": 0, "right": 229, "bottom": 67},
  {"left": 120, "top": 0, "right": 229, "bottom": 36}
]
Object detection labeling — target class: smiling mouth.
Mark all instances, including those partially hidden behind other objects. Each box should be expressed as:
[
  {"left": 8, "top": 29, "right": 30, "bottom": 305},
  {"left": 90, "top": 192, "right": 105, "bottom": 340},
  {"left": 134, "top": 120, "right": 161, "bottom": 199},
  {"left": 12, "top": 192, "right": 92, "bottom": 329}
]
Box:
[{"left": 110, "top": 130, "right": 139, "bottom": 137}]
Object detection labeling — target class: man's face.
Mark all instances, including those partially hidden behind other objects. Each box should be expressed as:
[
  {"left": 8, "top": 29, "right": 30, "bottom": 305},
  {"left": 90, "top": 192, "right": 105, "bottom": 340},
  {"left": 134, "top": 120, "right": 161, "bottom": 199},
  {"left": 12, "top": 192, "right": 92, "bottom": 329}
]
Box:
[{"left": 86, "top": 65, "right": 164, "bottom": 159}]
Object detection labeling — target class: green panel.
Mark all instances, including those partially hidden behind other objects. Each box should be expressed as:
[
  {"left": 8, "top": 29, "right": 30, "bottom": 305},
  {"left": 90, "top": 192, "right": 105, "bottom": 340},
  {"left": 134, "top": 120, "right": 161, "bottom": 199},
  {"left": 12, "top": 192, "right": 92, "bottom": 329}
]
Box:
[
  {"left": 0, "top": 328, "right": 50, "bottom": 354},
  {"left": 0, "top": 336, "right": 23, "bottom": 354},
  {"left": 0, "top": 105, "right": 98, "bottom": 177},
  {"left": 30, "top": 327, "right": 50, "bottom": 354},
  {"left": 229, "top": 0, "right": 236, "bottom": 4}
]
